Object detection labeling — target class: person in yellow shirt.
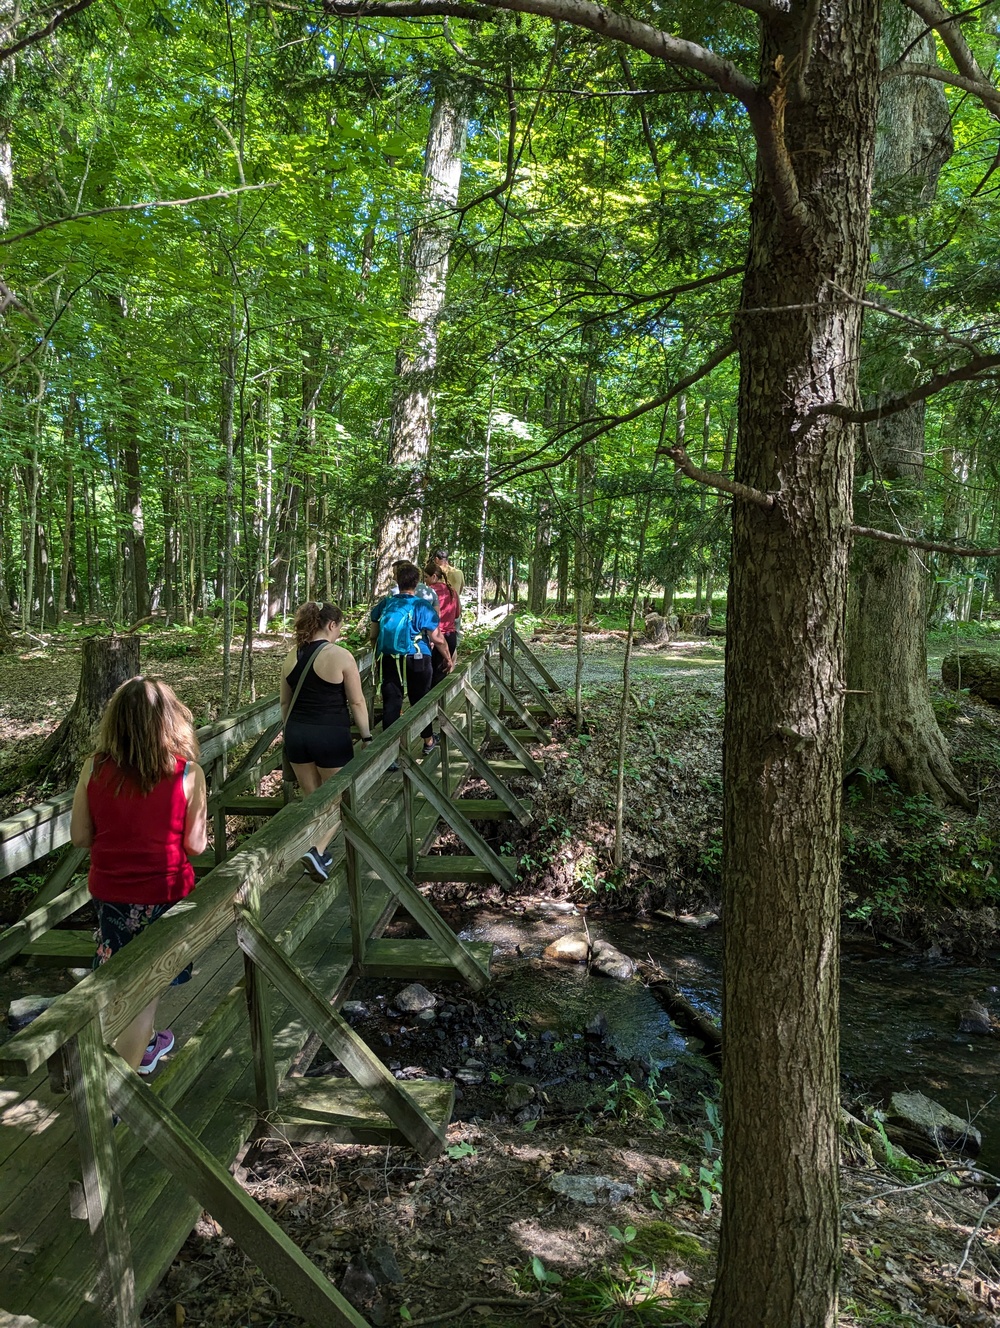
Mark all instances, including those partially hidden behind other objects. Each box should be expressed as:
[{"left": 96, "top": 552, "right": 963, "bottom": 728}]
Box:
[{"left": 431, "top": 548, "right": 465, "bottom": 597}]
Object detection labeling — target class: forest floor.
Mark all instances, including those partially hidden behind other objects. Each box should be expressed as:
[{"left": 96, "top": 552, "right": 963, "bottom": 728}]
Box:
[{"left": 2, "top": 622, "right": 1000, "bottom": 1325}]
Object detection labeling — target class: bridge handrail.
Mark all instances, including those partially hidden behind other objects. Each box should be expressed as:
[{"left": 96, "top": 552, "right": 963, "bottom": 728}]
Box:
[{"left": 0, "top": 617, "right": 519, "bottom": 1078}]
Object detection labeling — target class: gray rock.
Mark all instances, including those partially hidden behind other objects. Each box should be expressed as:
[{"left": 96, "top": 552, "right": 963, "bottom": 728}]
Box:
[
  {"left": 590, "top": 940, "right": 636, "bottom": 981},
  {"left": 396, "top": 983, "right": 436, "bottom": 1014},
  {"left": 887, "top": 1091, "right": 982, "bottom": 1158},
  {"left": 339, "top": 1255, "right": 379, "bottom": 1310},
  {"left": 416, "top": 1008, "right": 437, "bottom": 1025},
  {"left": 369, "top": 1242, "right": 403, "bottom": 1285},
  {"left": 544, "top": 934, "right": 589, "bottom": 964},
  {"left": 455, "top": 1069, "right": 483, "bottom": 1086},
  {"left": 505, "top": 1081, "right": 536, "bottom": 1111},
  {"left": 7, "top": 995, "right": 57, "bottom": 1031},
  {"left": 342, "top": 1001, "right": 369, "bottom": 1019},
  {"left": 958, "top": 1000, "right": 994, "bottom": 1035},
  {"left": 585, "top": 1011, "right": 609, "bottom": 1039},
  {"left": 548, "top": 1174, "right": 636, "bottom": 1205}
]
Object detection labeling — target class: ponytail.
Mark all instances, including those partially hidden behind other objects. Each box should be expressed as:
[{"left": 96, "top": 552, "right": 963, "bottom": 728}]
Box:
[{"left": 293, "top": 601, "right": 344, "bottom": 646}]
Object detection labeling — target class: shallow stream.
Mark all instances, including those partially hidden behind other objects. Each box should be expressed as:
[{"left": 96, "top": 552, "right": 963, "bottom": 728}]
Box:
[{"left": 458, "top": 905, "right": 1000, "bottom": 1172}]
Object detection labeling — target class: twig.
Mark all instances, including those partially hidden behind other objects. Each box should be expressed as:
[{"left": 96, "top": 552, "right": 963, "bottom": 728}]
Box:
[
  {"left": 403, "top": 1293, "right": 558, "bottom": 1325},
  {"left": 957, "top": 1192, "right": 1000, "bottom": 1275},
  {"left": 668, "top": 442, "right": 774, "bottom": 511}
]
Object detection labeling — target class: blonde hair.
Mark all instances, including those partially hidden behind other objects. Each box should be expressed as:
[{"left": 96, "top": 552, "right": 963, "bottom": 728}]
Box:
[
  {"left": 293, "top": 601, "right": 343, "bottom": 647},
  {"left": 95, "top": 677, "right": 199, "bottom": 794}
]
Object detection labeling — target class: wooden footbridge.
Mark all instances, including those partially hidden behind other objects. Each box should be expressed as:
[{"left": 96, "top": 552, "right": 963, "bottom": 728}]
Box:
[{"left": 0, "top": 617, "right": 564, "bottom": 1328}]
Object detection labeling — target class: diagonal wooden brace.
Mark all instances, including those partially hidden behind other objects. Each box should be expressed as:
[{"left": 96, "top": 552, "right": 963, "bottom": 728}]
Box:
[
  {"left": 236, "top": 911, "right": 446, "bottom": 1157},
  {"left": 511, "top": 629, "right": 564, "bottom": 694},
  {"left": 500, "top": 641, "right": 559, "bottom": 719},
  {"left": 397, "top": 750, "right": 516, "bottom": 889},
  {"left": 462, "top": 679, "right": 544, "bottom": 780},
  {"left": 436, "top": 711, "right": 531, "bottom": 827},
  {"left": 339, "top": 804, "right": 491, "bottom": 991},
  {"left": 105, "top": 1053, "right": 371, "bottom": 1328},
  {"left": 482, "top": 661, "right": 546, "bottom": 741}
]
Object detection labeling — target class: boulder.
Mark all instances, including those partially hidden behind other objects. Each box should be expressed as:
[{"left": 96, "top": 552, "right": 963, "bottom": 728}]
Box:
[
  {"left": 886, "top": 1090, "right": 982, "bottom": 1159},
  {"left": 585, "top": 1011, "right": 609, "bottom": 1039},
  {"left": 958, "top": 1000, "right": 994, "bottom": 1036},
  {"left": 548, "top": 1173, "right": 636, "bottom": 1205},
  {"left": 7, "top": 995, "right": 58, "bottom": 1031},
  {"left": 590, "top": 939, "right": 636, "bottom": 981},
  {"left": 942, "top": 650, "right": 1000, "bottom": 703},
  {"left": 544, "top": 934, "right": 589, "bottom": 964},
  {"left": 505, "top": 1081, "right": 536, "bottom": 1111},
  {"left": 395, "top": 983, "right": 436, "bottom": 1014}
]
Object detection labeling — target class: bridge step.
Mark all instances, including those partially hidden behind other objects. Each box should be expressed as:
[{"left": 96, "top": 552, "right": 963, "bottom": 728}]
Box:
[
  {"left": 487, "top": 758, "right": 543, "bottom": 777},
  {"left": 362, "top": 938, "right": 493, "bottom": 980},
  {"left": 272, "top": 1076, "right": 455, "bottom": 1145},
  {"left": 219, "top": 796, "right": 284, "bottom": 816},
  {"left": 442, "top": 798, "right": 517, "bottom": 820},
  {"left": 412, "top": 855, "right": 517, "bottom": 883},
  {"left": 19, "top": 928, "right": 92, "bottom": 965}
]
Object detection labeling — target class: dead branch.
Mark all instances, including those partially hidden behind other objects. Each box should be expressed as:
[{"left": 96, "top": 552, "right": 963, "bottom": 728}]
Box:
[
  {"left": 809, "top": 353, "right": 1000, "bottom": 424},
  {"left": 900, "top": 0, "right": 1000, "bottom": 118},
  {"left": 851, "top": 525, "right": 1000, "bottom": 558},
  {"left": 668, "top": 443, "right": 774, "bottom": 511}
]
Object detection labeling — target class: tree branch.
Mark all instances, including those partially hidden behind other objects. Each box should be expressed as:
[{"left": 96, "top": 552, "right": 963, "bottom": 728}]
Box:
[
  {"left": 882, "top": 60, "right": 1000, "bottom": 115},
  {"left": 851, "top": 526, "right": 1000, "bottom": 558},
  {"left": 0, "top": 183, "right": 278, "bottom": 247},
  {"left": 899, "top": 0, "right": 1000, "bottom": 117},
  {"left": 809, "top": 353, "right": 1000, "bottom": 424},
  {"left": 0, "top": 0, "right": 97, "bottom": 62},
  {"left": 668, "top": 443, "right": 775, "bottom": 510}
]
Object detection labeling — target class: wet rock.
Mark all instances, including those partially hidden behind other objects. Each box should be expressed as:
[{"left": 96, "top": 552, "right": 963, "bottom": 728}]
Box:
[
  {"left": 455, "top": 1069, "right": 484, "bottom": 1086},
  {"left": 416, "top": 1009, "right": 437, "bottom": 1025},
  {"left": 886, "top": 1090, "right": 982, "bottom": 1158},
  {"left": 7, "top": 995, "right": 57, "bottom": 1030},
  {"left": 342, "top": 1001, "right": 369, "bottom": 1019},
  {"left": 548, "top": 1174, "right": 636, "bottom": 1205},
  {"left": 520, "top": 1054, "right": 537, "bottom": 1071},
  {"left": 505, "top": 1081, "right": 536, "bottom": 1111},
  {"left": 585, "top": 1011, "right": 609, "bottom": 1039},
  {"left": 516, "top": 1103, "right": 543, "bottom": 1123},
  {"left": 396, "top": 983, "right": 437, "bottom": 1014},
  {"left": 340, "top": 1254, "right": 379, "bottom": 1311},
  {"left": 590, "top": 940, "right": 636, "bottom": 981},
  {"left": 369, "top": 1242, "right": 403, "bottom": 1285},
  {"left": 543, "top": 934, "right": 589, "bottom": 964},
  {"left": 958, "top": 1000, "right": 994, "bottom": 1036}
]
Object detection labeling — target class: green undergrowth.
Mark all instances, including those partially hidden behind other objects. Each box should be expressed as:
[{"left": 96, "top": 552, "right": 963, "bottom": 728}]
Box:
[{"left": 515, "top": 670, "right": 1000, "bottom": 948}]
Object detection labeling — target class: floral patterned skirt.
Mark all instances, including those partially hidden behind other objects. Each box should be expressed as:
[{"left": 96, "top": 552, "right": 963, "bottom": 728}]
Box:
[{"left": 92, "top": 899, "right": 193, "bottom": 985}]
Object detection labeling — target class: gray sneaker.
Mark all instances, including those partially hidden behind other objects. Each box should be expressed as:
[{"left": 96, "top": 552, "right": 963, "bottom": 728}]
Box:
[{"left": 301, "top": 847, "right": 329, "bottom": 882}]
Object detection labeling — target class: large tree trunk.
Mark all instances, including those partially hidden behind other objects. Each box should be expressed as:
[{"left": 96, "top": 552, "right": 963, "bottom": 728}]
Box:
[
  {"left": 844, "top": 3, "right": 969, "bottom": 808},
  {"left": 0, "top": 635, "right": 141, "bottom": 793},
  {"left": 710, "top": 7, "right": 880, "bottom": 1327},
  {"left": 372, "top": 93, "right": 466, "bottom": 597}
]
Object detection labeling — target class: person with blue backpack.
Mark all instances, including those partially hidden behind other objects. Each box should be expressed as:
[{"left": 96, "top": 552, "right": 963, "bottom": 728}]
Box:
[{"left": 370, "top": 561, "right": 453, "bottom": 755}]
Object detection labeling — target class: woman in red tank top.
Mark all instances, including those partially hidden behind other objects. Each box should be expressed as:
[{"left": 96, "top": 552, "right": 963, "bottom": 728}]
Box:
[{"left": 70, "top": 678, "right": 207, "bottom": 1073}]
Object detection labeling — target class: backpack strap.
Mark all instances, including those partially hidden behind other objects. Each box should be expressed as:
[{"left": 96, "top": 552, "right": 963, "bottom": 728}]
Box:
[{"left": 284, "top": 642, "right": 329, "bottom": 723}]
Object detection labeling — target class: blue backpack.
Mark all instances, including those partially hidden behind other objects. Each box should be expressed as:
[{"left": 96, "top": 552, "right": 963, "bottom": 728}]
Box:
[{"left": 376, "top": 595, "right": 421, "bottom": 658}]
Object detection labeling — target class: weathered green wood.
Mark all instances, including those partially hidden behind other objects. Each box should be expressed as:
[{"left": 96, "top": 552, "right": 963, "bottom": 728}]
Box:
[
  {"left": 18, "top": 929, "right": 93, "bottom": 964},
  {"left": 463, "top": 680, "right": 544, "bottom": 780},
  {"left": 32, "top": 845, "right": 91, "bottom": 910},
  {"left": 217, "top": 796, "right": 284, "bottom": 816},
  {"left": 105, "top": 1055, "right": 370, "bottom": 1328},
  {"left": 243, "top": 931, "right": 278, "bottom": 1125},
  {"left": 443, "top": 798, "right": 516, "bottom": 821},
  {"left": 511, "top": 630, "right": 563, "bottom": 694},
  {"left": 500, "top": 641, "right": 558, "bottom": 718},
  {"left": 483, "top": 661, "right": 546, "bottom": 742},
  {"left": 207, "top": 720, "right": 283, "bottom": 813},
  {"left": 436, "top": 712, "right": 532, "bottom": 826},
  {"left": 60, "top": 1024, "right": 138, "bottom": 1328},
  {"left": 361, "top": 938, "right": 493, "bottom": 981},
  {"left": 340, "top": 787, "right": 364, "bottom": 971},
  {"left": 340, "top": 804, "right": 490, "bottom": 991},
  {"left": 0, "top": 880, "right": 91, "bottom": 967},
  {"left": 402, "top": 766, "right": 417, "bottom": 877},
  {"left": 398, "top": 752, "right": 516, "bottom": 889},
  {"left": 412, "top": 856, "right": 516, "bottom": 883},
  {"left": 273, "top": 1076, "right": 454, "bottom": 1145},
  {"left": 487, "top": 758, "right": 544, "bottom": 778},
  {"left": 236, "top": 912, "right": 445, "bottom": 1157}
]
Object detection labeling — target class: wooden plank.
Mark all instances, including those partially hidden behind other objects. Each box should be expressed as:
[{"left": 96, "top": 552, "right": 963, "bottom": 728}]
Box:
[
  {"left": 19, "top": 929, "right": 93, "bottom": 964},
  {"left": 483, "top": 661, "right": 546, "bottom": 742},
  {"left": 463, "top": 680, "right": 544, "bottom": 780},
  {"left": 273, "top": 1076, "right": 454, "bottom": 1145},
  {"left": 0, "top": 879, "right": 91, "bottom": 967},
  {"left": 206, "top": 720, "right": 283, "bottom": 813},
  {"left": 60, "top": 1023, "right": 138, "bottom": 1328},
  {"left": 511, "top": 629, "right": 564, "bottom": 694},
  {"left": 398, "top": 752, "right": 516, "bottom": 889},
  {"left": 362, "top": 938, "right": 493, "bottom": 981},
  {"left": 236, "top": 912, "right": 445, "bottom": 1158},
  {"left": 217, "top": 796, "right": 284, "bottom": 816},
  {"left": 341, "top": 804, "right": 491, "bottom": 987},
  {"left": 105, "top": 1055, "right": 370, "bottom": 1328},
  {"left": 443, "top": 798, "right": 516, "bottom": 821},
  {"left": 487, "top": 757, "right": 544, "bottom": 778},
  {"left": 436, "top": 712, "right": 531, "bottom": 827},
  {"left": 412, "top": 856, "right": 516, "bottom": 883},
  {"left": 32, "top": 846, "right": 91, "bottom": 910}
]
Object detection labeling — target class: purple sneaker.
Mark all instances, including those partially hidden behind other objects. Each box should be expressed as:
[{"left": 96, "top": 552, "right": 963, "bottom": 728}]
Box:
[{"left": 138, "top": 1029, "right": 175, "bottom": 1075}]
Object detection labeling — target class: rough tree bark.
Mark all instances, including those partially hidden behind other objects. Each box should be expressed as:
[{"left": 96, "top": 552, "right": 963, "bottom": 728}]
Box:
[
  {"left": 371, "top": 92, "right": 466, "bottom": 597},
  {"left": 0, "top": 634, "right": 140, "bottom": 793},
  {"left": 844, "top": 3, "right": 971, "bottom": 808},
  {"left": 713, "top": 7, "right": 880, "bottom": 1326}
]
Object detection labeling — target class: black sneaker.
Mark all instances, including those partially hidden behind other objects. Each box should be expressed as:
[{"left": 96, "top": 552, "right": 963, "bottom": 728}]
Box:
[{"left": 301, "top": 847, "right": 329, "bottom": 882}]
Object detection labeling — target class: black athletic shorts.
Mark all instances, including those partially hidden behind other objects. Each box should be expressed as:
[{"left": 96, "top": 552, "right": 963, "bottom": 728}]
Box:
[{"left": 284, "top": 719, "right": 355, "bottom": 769}]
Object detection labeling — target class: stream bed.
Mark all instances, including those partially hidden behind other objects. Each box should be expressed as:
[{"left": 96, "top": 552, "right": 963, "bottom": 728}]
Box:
[{"left": 456, "top": 905, "right": 1000, "bottom": 1173}]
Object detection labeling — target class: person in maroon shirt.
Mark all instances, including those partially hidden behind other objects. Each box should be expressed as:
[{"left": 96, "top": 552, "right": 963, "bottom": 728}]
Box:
[
  {"left": 70, "top": 678, "right": 207, "bottom": 1073},
  {"left": 426, "top": 565, "right": 460, "bottom": 689}
]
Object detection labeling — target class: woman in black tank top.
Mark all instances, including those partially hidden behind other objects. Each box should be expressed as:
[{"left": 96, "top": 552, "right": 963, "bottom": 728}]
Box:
[{"left": 280, "top": 602, "right": 373, "bottom": 880}]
